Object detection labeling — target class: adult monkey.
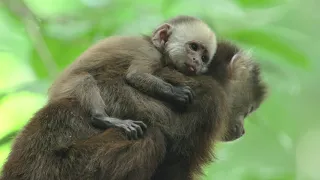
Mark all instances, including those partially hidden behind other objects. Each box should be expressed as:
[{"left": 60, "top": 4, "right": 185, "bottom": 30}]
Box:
[
  {"left": 151, "top": 42, "right": 267, "bottom": 179},
  {"left": 0, "top": 42, "right": 267, "bottom": 180}
]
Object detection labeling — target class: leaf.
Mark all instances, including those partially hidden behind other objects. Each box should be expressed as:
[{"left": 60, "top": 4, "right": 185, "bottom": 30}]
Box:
[
  {"left": 0, "top": 142, "right": 11, "bottom": 169},
  {"left": 240, "top": 170, "right": 295, "bottom": 180},
  {"left": 29, "top": 29, "right": 96, "bottom": 79},
  {"left": 235, "top": 0, "right": 286, "bottom": 8},
  {"left": 0, "top": 130, "right": 19, "bottom": 147},
  {"left": 161, "top": 0, "right": 179, "bottom": 16},
  {"left": 0, "top": 80, "right": 50, "bottom": 102},
  {"left": 29, "top": 54, "right": 50, "bottom": 79},
  {"left": 0, "top": 52, "right": 37, "bottom": 94},
  {"left": 25, "top": 0, "right": 85, "bottom": 17},
  {"left": 225, "top": 29, "right": 310, "bottom": 68},
  {"left": 0, "top": 8, "right": 32, "bottom": 61},
  {"left": 0, "top": 92, "right": 46, "bottom": 140},
  {"left": 29, "top": 5, "right": 129, "bottom": 79}
]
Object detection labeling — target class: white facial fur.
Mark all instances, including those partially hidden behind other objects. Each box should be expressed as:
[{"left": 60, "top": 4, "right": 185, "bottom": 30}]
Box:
[{"left": 165, "top": 20, "right": 217, "bottom": 75}]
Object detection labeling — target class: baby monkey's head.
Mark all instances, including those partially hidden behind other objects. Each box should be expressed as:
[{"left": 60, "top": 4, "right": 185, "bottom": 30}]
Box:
[{"left": 151, "top": 15, "right": 217, "bottom": 76}]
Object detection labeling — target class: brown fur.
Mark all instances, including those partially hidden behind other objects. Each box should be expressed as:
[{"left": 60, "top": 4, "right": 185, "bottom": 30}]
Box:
[
  {"left": 0, "top": 42, "right": 267, "bottom": 180},
  {"left": 48, "top": 16, "right": 216, "bottom": 137}
]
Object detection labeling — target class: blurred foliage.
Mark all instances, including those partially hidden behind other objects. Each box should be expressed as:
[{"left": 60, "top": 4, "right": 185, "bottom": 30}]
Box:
[{"left": 0, "top": 0, "right": 319, "bottom": 179}]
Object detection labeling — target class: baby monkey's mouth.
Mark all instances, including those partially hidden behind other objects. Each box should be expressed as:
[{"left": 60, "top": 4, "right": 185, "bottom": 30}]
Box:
[{"left": 184, "top": 62, "right": 197, "bottom": 75}]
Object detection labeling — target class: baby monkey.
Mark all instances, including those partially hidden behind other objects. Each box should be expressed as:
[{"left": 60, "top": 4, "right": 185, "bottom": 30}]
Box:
[{"left": 48, "top": 15, "right": 217, "bottom": 139}]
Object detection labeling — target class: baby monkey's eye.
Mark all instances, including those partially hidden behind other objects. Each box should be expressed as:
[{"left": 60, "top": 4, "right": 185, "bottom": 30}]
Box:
[
  {"left": 201, "top": 55, "right": 208, "bottom": 62},
  {"left": 189, "top": 43, "right": 198, "bottom": 51}
]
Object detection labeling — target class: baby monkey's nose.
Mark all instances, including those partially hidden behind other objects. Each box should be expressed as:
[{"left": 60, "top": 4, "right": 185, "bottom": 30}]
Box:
[{"left": 192, "top": 58, "right": 200, "bottom": 65}]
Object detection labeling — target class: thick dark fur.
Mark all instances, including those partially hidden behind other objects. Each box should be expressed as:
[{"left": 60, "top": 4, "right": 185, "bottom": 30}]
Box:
[
  {"left": 0, "top": 42, "right": 267, "bottom": 180},
  {"left": 214, "top": 44, "right": 268, "bottom": 141}
]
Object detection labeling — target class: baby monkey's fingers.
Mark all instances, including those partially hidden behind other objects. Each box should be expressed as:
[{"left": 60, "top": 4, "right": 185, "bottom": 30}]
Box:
[
  {"left": 171, "top": 85, "right": 194, "bottom": 105},
  {"left": 183, "top": 85, "right": 194, "bottom": 104},
  {"left": 118, "top": 120, "right": 147, "bottom": 140},
  {"left": 127, "top": 125, "right": 138, "bottom": 140},
  {"left": 131, "top": 122, "right": 145, "bottom": 138},
  {"left": 118, "top": 125, "right": 132, "bottom": 139},
  {"left": 134, "top": 121, "right": 148, "bottom": 130}
]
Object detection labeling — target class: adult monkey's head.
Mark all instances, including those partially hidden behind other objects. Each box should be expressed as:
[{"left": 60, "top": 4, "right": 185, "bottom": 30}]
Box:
[{"left": 209, "top": 41, "right": 268, "bottom": 142}]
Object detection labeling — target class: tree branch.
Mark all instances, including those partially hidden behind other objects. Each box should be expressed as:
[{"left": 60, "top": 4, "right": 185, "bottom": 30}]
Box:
[{"left": 2, "top": 0, "right": 59, "bottom": 78}]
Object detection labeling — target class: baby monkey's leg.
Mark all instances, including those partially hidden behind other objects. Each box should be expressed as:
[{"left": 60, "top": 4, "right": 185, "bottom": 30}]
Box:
[
  {"left": 79, "top": 73, "right": 147, "bottom": 139},
  {"left": 56, "top": 72, "right": 147, "bottom": 139}
]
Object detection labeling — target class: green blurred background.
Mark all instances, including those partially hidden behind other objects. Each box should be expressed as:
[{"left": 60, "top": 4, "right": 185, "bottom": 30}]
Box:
[{"left": 0, "top": 0, "right": 318, "bottom": 179}]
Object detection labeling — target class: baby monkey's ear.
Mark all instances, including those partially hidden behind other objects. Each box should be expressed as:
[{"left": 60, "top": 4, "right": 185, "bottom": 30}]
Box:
[{"left": 151, "top": 23, "right": 173, "bottom": 49}]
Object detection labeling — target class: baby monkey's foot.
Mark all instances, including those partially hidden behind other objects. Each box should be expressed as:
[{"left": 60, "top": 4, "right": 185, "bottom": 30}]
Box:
[
  {"left": 114, "top": 119, "right": 148, "bottom": 140},
  {"left": 91, "top": 114, "right": 147, "bottom": 140}
]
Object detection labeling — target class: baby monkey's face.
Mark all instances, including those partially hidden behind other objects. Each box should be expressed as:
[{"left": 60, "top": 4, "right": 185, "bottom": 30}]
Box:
[
  {"left": 166, "top": 28, "right": 217, "bottom": 76},
  {"left": 178, "top": 40, "right": 212, "bottom": 75},
  {"left": 151, "top": 19, "right": 217, "bottom": 76}
]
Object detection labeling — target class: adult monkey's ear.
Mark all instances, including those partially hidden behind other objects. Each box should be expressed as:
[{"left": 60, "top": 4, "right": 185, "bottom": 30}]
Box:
[
  {"left": 151, "top": 23, "right": 173, "bottom": 49},
  {"left": 228, "top": 50, "right": 253, "bottom": 80}
]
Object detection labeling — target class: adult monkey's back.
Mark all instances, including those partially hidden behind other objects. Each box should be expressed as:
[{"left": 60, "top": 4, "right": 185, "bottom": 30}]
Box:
[
  {"left": 0, "top": 75, "right": 225, "bottom": 180},
  {"left": 0, "top": 42, "right": 266, "bottom": 180}
]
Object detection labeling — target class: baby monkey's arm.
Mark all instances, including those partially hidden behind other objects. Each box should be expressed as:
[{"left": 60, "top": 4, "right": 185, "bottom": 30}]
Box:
[{"left": 125, "top": 61, "right": 194, "bottom": 106}]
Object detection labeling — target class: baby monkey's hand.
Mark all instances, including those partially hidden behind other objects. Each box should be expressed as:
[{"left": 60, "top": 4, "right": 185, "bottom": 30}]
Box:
[{"left": 169, "top": 85, "right": 194, "bottom": 105}]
